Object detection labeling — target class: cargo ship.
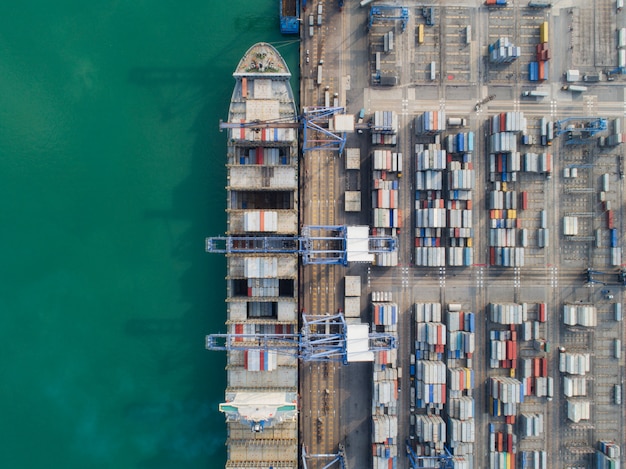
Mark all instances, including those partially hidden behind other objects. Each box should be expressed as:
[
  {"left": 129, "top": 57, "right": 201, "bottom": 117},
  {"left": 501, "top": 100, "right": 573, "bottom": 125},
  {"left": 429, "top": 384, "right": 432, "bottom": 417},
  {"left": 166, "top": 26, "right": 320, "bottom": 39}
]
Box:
[
  {"left": 218, "top": 42, "right": 299, "bottom": 467},
  {"left": 280, "top": 0, "right": 300, "bottom": 34}
]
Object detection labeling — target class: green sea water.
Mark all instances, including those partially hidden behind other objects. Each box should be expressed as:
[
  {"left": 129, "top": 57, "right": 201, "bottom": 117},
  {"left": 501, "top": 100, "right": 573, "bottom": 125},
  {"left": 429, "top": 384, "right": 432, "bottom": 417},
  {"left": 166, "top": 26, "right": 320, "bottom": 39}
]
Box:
[{"left": 0, "top": 2, "right": 298, "bottom": 467}]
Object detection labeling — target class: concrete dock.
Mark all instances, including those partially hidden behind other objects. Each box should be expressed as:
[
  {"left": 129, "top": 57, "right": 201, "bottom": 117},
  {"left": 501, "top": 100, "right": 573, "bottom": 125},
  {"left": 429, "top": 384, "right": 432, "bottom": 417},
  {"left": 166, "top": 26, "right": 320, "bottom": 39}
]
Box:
[{"left": 299, "top": 0, "right": 625, "bottom": 468}]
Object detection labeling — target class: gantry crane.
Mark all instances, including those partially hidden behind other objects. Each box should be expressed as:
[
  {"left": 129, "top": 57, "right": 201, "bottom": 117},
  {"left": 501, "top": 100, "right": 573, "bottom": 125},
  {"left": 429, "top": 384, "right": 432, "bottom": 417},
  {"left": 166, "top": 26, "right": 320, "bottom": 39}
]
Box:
[
  {"left": 368, "top": 5, "right": 409, "bottom": 32},
  {"left": 206, "top": 225, "right": 397, "bottom": 266},
  {"left": 586, "top": 268, "right": 626, "bottom": 287},
  {"left": 206, "top": 312, "right": 396, "bottom": 364},
  {"left": 554, "top": 117, "right": 608, "bottom": 144},
  {"left": 220, "top": 105, "right": 362, "bottom": 154},
  {"left": 302, "top": 443, "right": 347, "bottom": 469}
]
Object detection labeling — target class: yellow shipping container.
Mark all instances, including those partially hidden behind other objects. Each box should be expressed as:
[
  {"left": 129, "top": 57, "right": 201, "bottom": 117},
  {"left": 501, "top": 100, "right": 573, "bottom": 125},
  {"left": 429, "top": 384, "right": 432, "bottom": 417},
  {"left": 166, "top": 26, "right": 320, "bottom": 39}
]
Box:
[
  {"left": 508, "top": 209, "right": 517, "bottom": 219},
  {"left": 417, "top": 24, "right": 424, "bottom": 44},
  {"left": 540, "top": 21, "right": 549, "bottom": 44},
  {"left": 467, "top": 238, "right": 473, "bottom": 248}
]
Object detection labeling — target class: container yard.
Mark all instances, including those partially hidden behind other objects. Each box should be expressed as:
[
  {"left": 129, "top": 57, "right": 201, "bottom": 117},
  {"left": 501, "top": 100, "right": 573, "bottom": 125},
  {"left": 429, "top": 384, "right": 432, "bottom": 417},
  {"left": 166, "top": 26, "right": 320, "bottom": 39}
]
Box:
[{"left": 209, "top": 1, "right": 626, "bottom": 469}]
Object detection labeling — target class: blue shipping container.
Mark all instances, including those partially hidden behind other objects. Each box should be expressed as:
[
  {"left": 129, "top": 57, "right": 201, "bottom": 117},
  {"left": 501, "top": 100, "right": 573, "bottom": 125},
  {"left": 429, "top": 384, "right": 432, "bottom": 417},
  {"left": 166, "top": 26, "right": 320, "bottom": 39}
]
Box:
[{"left": 610, "top": 229, "right": 618, "bottom": 247}]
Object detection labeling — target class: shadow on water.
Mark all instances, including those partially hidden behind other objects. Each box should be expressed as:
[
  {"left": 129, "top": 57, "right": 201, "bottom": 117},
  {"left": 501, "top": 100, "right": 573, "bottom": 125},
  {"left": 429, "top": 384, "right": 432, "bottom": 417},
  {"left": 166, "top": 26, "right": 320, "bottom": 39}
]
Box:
[{"left": 126, "top": 61, "right": 229, "bottom": 468}]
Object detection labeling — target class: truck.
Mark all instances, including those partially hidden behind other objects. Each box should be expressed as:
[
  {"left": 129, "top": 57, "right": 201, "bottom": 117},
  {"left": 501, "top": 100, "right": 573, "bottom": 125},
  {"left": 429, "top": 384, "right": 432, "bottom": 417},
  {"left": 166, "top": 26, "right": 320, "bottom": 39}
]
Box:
[
  {"left": 379, "top": 75, "right": 398, "bottom": 86},
  {"left": 447, "top": 117, "right": 467, "bottom": 127},
  {"left": 522, "top": 90, "right": 549, "bottom": 97},
  {"left": 422, "top": 7, "right": 435, "bottom": 26},
  {"left": 562, "top": 85, "right": 588, "bottom": 92},
  {"left": 583, "top": 73, "right": 600, "bottom": 82},
  {"left": 528, "top": 0, "right": 552, "bottom": 7},
  {"left": 357, "top": 108, "right": 365, "bottom": 134}
]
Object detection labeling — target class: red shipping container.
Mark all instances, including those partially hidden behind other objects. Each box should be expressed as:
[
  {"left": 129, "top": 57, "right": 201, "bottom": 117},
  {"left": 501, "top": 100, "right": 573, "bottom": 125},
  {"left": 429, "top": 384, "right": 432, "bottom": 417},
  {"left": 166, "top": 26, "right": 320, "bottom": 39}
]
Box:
[
  {"left": 497, "top": 432, "right": 503, "bottom": 452},
  {"left": 500, "top": 113, "right": 506, "bottom": 132},
  {"left": 447, "top": 153, "right": 453, "bottom": 163},
  {"left": 539, "top": 303, "right": 546, "bottom": 322},
  {"left": 490, "top": 247, "right": 496, "bottom": 265},
  {"left": 441, "top": 384, "right": 446, "bottom": 404},
  {"left": 467, "top": 200, "right": 473, "bottom": 210},
  {"left": 435, "top": 238, "right": 440, "bottom": 247},
  {"left": 541, "top": 358, "right": 548, "bottom": 377},
  {"left": 538, "top": 60, "right": 545, "bottom": 80},
  {"left": 507, "top": 435, "right": 513, "bottom": 454},
  {"left": 388, "top": 458, "right": 393, "bottom": 469},
  {"left": 533, "top": 358, "right": 540, "bottom": 377},
  {"left": 244, "top": 350, "right": 248, "bottom": 368},
  {"left": 517, "top": 218, "right": 522, "bottom": 229},
  {"left": 459, "top": 313, "right": 465, "bottom": 331},
  {"left": 511, "top": 358, "right": 517, "bottom": 369},
  {"left": 512, "top": 330, "right": 517, "bottom": 342},
  {"left": 608, "top": 210, "right": 615, "bottom": 229},
  {"left": 521, "top": 192, "right": 528, "bottom": 210}
]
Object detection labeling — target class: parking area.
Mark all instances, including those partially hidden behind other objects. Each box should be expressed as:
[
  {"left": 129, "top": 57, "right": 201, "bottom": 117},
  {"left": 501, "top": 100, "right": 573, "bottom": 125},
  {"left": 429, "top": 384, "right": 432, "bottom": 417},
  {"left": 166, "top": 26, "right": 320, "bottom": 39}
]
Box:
[
  {"left": 412, "top": 7, "right": 440, "bottom": 83},
  {"left": 441, "top": 7, "right": 472, "bottom": 84}
]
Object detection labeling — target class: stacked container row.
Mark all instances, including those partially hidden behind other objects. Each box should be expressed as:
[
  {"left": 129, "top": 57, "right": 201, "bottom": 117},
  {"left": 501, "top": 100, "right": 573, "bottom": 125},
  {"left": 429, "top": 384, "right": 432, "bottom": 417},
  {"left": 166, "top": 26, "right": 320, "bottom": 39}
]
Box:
[
  {"left": 489, "top": 37, "right": 521, "bottom": 63},
  {"left": 520, "top": 413, "right": 544, "bottom": 437},
  {"left": 415, "top": 111, "right": 446, "bottom": 135},
  {"left": 566, "top": 400, "right": 590, "bottom": 423},
  {"left": 490, "top": 247, "right": 525, "bottom": 267},
  {"left": 520, "top": 451, "right": 547, "bottom": 469},
  {"left": 445, "top": 132, "right": 475, "bottom": 154},
  {"left": 563, "top": 304, "right": 597, "bottom": 327},
  {"left": 371, "top": 295, "right": 399, "bottom": 469},
  {"left": 563, "top": 376, "right": 587, "bottom": 397},
  {"left": 372, "top": 150, "right": 403, "bottom": 172},
  {"left": 490, "top": 303, "right": 525, "bottom": 324},
  {"left": 522, "top": 152, "right": 552, "bottom": 173},
  {"left": 559, "top": 352, "right": 591, "bottom": 375}
]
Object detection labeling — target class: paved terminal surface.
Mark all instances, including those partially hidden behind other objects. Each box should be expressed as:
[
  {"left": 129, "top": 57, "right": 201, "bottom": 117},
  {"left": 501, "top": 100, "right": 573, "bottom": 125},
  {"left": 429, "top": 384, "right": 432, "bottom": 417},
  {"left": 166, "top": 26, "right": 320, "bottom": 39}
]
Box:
[{"left": 299, "top": 0, "right": 625, "bottom": 468}]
